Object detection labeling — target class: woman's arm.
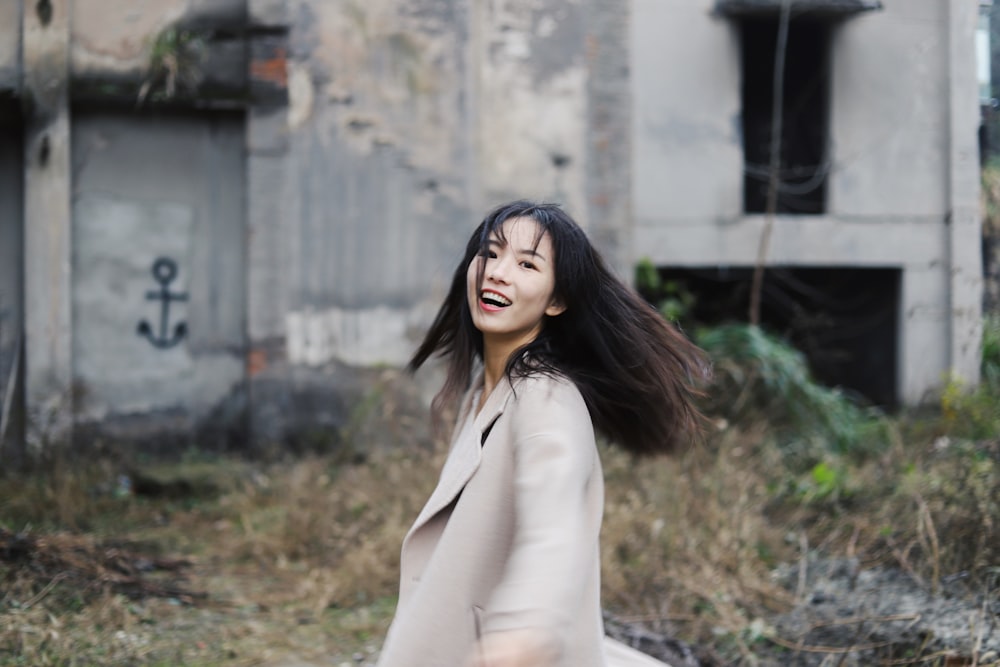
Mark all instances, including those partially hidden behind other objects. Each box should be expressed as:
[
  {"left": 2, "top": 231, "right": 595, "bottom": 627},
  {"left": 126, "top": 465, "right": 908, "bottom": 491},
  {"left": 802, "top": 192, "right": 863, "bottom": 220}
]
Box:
[{"left": 470, "top": 377, "right": 600, "bottom": 666}]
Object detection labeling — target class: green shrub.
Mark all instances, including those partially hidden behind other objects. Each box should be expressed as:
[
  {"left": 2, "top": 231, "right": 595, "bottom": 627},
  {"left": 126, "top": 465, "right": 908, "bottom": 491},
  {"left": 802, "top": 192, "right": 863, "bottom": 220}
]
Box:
[
  {"left": 940, "top": 314, "right": 1000, "bottom": 440},
  {"left": 695, "top": 323, "right": 887, "bottom": 464},
  {"left": 635, "top": 258, "right": 695, "bottom": 323}
]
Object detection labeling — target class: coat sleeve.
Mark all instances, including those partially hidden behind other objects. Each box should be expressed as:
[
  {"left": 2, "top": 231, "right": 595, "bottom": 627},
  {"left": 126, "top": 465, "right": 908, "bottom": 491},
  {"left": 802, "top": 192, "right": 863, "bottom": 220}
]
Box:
[{"left": 480, "top": 376, "right": 600, "bottom": 655}]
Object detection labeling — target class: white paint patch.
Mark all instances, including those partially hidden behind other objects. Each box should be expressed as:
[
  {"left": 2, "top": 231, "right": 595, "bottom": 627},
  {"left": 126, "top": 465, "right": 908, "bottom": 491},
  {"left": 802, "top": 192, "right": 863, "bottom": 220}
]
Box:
[
  {"left": 286, "top": 305, "right": 429, "bottom": 367},
  {"left": 537, "top": 15, "right": 557, "bottom": 38},
  {"left": 287, "top": 61, "right": 315, "bottom": 129},
  {"left": 479, "top": 60, "right": 588, "bottom": 222},
  {"left": 503, "top": 30, "right": 531, "bottom": 59}
]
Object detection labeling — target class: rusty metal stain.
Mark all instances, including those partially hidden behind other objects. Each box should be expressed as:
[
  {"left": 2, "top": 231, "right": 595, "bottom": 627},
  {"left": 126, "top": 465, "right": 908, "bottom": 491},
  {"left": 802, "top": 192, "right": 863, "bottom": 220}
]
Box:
[
  {"left": 250, "top": 47, "right": 287, "bottom": 88},
  {"left": 247, "top": 347, "right": 267, "bottom": 377}
]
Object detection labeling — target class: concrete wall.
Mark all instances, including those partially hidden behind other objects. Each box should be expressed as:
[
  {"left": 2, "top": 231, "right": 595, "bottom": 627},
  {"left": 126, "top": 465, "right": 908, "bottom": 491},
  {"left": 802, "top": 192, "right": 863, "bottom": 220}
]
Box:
[
  {"left": 0, "top": 3, "right": 21, "bottom": 92},
  {"left": 0, "top": 0, "right": 986, "bottom": 453},
  {"left": 9, "top": 0, "right": 623, "bottom": 450},
  {"left": 70, "top": 112, "right": 246, "bottom": 444},
  {"left": 23, "top": 0, "right": 74, "bottom": 449},
  {"left": 632, "top": 0, "right": 743, "bottom": 224},
  {"left": 631, "top": 0, "right": 982, "bottom": 404},
  {"left": 830, "top": 1, "right": 948, "bottom": 217},
  {"left": 259, "top": 0, "right": 604, "bottom": 371},
  {"left": 72, "top": 0, "right": 245, "bottom": 79},
  {"left": 632, "top": 0, "right": 955, "bottom": 230},
  {"left": 245, "top": 0, "right": 620, "bottom": 445},
  {"left": 269, "top": 0, "right": 474, "bottom": 366}
]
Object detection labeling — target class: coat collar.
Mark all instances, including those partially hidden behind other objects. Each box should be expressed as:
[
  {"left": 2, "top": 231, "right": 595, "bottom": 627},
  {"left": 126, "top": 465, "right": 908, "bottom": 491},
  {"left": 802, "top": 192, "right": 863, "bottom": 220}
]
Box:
[
  {"left": 472, "top": 371, "right": 514, "bottom": 437},
  {"left": 405, "top": 373, "right": 516, "bottom": 539}
]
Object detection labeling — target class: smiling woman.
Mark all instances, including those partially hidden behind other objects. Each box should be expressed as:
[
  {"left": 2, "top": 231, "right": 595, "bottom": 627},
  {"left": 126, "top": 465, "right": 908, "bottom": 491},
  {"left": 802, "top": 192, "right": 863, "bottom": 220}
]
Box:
[
  {"left": 465, "top": 217, "right": 566, "bottom": 398},
  {"left": 375, "top": 200, "right": 710, "bottom": 667}
]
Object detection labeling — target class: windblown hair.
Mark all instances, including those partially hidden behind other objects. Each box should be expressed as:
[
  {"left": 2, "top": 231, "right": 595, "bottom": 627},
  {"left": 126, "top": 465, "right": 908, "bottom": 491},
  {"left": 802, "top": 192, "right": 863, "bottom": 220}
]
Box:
[{"left": 409, "top": 200, "right": 710, "bottom": 455}]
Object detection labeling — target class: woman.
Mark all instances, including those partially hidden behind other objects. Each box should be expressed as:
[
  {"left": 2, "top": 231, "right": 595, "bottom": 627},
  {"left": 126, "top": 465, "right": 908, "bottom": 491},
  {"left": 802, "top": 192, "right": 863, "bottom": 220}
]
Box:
[{"left": 376, "top": 201, "right": 709, "bottom": 667}]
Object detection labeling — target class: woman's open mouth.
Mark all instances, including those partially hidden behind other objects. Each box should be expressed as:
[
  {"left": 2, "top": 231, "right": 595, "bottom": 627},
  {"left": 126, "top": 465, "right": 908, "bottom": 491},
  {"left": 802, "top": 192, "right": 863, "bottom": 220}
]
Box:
[{"left": 480, "top": 290, "right": 511, "bottom": 308}]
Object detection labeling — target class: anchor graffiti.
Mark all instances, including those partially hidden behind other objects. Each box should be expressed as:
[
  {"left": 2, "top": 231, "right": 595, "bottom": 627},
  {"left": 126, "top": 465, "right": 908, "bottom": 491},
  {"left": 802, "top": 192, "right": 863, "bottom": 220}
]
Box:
[{"left": 137, "top": 257, "right": 188, "bottom": 349}]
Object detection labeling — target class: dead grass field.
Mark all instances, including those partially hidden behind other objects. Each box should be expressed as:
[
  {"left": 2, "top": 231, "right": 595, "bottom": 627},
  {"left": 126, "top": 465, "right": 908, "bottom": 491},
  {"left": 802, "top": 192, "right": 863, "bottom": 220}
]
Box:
[{"left": 1, "top": 401, "right": 997, "bottom": 666}]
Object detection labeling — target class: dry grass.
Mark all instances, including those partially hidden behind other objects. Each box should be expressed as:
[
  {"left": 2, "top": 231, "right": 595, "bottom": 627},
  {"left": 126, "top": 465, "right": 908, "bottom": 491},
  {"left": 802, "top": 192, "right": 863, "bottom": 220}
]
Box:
[
  {"left": 1, "top": 410, "right": 997, "bottom": 665},
  {"left": 600, "top": 427, "right": 796, "bottom": 661}
]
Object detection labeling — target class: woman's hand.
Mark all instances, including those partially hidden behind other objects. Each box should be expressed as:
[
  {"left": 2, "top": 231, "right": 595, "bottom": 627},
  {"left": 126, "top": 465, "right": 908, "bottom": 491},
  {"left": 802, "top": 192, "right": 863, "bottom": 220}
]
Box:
[{"left": 466, "top": 629, "right": 561, "bottom": 667}]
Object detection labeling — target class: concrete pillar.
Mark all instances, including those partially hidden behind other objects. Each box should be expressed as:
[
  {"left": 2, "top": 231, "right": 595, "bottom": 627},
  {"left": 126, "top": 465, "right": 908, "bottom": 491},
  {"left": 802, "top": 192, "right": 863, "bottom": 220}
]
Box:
[
  {"left": 22, "top": 0, "right": 73, "bottom": 448},
  {"left": 947, "top": 0, "right": 984, "bottom": 386},
  {"left": 900, "top": 264, "right": 950, "bottom": 405},
  {"left": 585, "top": 0, "right": 632, "bottom": 278},
  {"left": 246, "top": 0, "right": 290, "bottom": 448}
]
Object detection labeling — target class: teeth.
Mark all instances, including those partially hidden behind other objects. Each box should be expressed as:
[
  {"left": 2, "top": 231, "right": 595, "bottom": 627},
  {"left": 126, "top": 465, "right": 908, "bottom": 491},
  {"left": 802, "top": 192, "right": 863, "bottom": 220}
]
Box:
[{"left": 482, "top": 291, "right": 511, "bottom": 306}]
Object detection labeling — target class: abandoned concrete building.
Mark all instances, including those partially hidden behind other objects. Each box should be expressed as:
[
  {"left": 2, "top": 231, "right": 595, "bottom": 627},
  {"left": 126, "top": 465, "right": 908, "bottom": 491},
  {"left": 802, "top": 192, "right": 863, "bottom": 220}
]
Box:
[{"left": 0, "top": 0, "right": 985, "bottom": 456}]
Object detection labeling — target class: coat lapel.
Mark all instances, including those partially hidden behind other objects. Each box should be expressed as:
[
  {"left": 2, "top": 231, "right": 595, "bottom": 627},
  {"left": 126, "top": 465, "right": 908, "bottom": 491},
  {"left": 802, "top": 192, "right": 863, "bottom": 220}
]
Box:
[{"left": 406, "top": 376, "right": 514, "bottom": 537}]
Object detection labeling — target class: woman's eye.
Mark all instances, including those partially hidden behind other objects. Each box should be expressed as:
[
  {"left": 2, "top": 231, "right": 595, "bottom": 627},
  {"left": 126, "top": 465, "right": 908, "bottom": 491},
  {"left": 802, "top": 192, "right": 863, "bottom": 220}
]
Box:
[{"left": 520, "top": 261, "right": 536, "bottom": 270}]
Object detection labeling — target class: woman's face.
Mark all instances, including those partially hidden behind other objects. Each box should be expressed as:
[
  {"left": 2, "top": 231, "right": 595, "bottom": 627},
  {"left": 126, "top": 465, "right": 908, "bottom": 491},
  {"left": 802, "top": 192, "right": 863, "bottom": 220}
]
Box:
[{"left": 466, "top": 216, "right": 565, "bottom": 351}]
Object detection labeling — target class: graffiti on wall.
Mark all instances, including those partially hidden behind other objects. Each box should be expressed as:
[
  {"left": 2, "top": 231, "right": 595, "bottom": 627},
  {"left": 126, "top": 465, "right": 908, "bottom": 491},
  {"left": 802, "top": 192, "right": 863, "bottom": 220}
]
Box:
[{"left": 136, "top": 257, "right": 188, "bottom": 349}]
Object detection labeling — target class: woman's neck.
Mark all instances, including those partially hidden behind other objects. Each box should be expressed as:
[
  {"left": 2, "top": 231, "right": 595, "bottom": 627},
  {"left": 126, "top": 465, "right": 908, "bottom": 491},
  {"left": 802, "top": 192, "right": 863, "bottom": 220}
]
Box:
[
  {"left": 479, "top": 328, "right": 545, "bottom": 408},
  {"left": 480, "top": 347, "right": 506, "bottom": 406},
  {"left": 480, "top": 338, "right": 522, "bottom": 407}
]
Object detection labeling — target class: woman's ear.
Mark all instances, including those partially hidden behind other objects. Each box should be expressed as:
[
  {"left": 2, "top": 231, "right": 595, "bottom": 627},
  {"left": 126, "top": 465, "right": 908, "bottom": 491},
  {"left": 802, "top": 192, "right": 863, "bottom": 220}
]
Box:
[{"left": 545, "top": 299, "right": 566, "bottom": 317}]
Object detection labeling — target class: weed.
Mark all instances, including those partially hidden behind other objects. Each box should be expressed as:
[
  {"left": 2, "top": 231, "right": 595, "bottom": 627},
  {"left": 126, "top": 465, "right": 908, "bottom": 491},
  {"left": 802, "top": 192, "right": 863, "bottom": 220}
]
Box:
[
  {"left": 941, "top": 314, "right": 1000, "bottom": 440},
  {"left": 137, "top": 25, "right": 206, "bottom": 105},
  {"left": 696, "top": 323, "right": 888, "bottom": 466},
  {"left": 1, "top": 327, "right": 998, "bottom": 664},
  {"left": 635, "top": 258, "right": 696, "bottom": 323}
]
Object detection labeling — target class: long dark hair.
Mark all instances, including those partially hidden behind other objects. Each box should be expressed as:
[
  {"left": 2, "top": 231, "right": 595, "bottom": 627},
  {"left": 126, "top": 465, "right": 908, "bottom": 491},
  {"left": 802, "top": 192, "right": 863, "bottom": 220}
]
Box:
[{"left": 409, "top": 200, "right": 710, "bottom": 455}]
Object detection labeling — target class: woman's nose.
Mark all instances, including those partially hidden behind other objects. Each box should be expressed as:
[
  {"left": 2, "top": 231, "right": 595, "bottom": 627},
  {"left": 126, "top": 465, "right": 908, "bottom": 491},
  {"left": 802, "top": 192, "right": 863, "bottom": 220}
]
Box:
[{"left": 487, "top": 255, "right": 511, "bottom": 282}]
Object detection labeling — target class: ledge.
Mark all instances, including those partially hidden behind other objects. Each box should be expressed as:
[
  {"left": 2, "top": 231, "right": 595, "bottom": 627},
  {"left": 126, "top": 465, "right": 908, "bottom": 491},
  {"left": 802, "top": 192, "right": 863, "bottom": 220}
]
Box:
[{"left": 714, "top": 0, "right": 883, "bottom": 18}]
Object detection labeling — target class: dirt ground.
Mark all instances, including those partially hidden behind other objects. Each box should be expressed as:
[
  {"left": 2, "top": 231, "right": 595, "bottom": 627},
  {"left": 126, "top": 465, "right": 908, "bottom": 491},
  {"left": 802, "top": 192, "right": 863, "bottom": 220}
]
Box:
[
  {"left": 1, "top": 395, "right": 998, "bottom": 666},
  {"left": 2, "top": 457, "right": 997, "bottom": 667},
  {"left": 5, "top": 539, "right": 996, "bottom": 666}
]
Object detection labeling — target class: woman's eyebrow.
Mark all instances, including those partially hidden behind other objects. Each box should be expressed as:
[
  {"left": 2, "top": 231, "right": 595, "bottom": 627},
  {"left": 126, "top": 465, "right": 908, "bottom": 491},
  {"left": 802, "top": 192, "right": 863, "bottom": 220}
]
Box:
[
  {"left": 517, "top": 247, "right": 547, "bottom": 262},
  {"left": 487, "top": 237, "right": 547, "bottom": 262}
]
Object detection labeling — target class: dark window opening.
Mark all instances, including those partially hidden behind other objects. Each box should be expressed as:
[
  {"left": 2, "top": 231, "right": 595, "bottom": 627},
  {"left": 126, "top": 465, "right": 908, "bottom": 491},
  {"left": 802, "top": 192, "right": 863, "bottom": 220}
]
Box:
[
  {"left": 741, "top": 17, "right": 831, "bottom": 214},
  {"left": 0, "top": 100, "right": 25, "bottom": 461},
  {"left": 645, "top": 266, "right": 900, "bottom": 408}
]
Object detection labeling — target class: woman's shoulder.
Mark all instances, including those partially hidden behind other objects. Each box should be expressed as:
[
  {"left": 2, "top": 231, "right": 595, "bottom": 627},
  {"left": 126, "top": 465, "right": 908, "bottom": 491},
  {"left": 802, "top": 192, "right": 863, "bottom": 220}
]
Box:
[
  {"left": 511, "top": 369, "right": 582, "bottom": 400},
  {"left": 509, "top": 371, "right": 591, "bottom": 425},
  {"left": 506, "top": 371, "right": 597, "bottom": 465}
]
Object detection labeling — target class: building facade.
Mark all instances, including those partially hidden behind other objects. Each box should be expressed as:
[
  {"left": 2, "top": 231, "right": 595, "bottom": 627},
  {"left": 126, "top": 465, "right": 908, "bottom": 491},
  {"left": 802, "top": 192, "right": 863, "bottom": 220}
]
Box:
[{"left": 0, "top": 0, "right": 983, "bottom": 457}]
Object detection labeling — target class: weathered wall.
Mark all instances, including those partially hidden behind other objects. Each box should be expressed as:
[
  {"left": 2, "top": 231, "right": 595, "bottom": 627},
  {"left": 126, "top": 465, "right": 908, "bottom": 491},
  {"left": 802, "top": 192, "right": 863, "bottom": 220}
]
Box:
[
  {"left": 0, "top": 0, "right": 986, "bottom": 453},
  {"left": 247, "top": 0, "right": 613, "bottom": 445},
  {"left": 0, "top": 3, "right": 21, "bottom": 92},
  {"left": 584, "top": 0, "right": 632, "bottom": 273},
  {"left": 70, "top": 111, "right": 246, "bottom": 445},
  {"left": 273, "top": 0, "right": 474, "bottom": 368},
  {"left": 473, "top": 1, "right": 588, "bottom": 219},
  {"left": 25, "top": 0, "right": 618, "bottom": 449},
  {"left": 23, "top": 0, "right": 74, "bottom": 448},
  {"left": 267, "top": 0, "right": 603, "bottom": 372},
  {"left": 828, "top": 0, "right": 955, "bottom": 399},
  {"left": 631, "top": 0, "right": 982, "bottom": 404},
  {"left": 632, "top": 0, "right": 742, "bottom": 224},
  {"left": 830, "top": 0, "right": 948, "bottom": 217},
  {"left": 632, "top": 0, "right": 954, "bottom": 226},
  {"left": 71, "top": 0, "right": 245, "bottom": 76}
]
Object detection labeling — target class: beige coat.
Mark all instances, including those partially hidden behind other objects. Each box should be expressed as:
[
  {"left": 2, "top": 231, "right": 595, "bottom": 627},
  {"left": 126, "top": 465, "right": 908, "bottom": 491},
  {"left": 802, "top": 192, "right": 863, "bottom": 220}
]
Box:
[{"left": 376, "top": 372, "right": 669, "bottom": 667}]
